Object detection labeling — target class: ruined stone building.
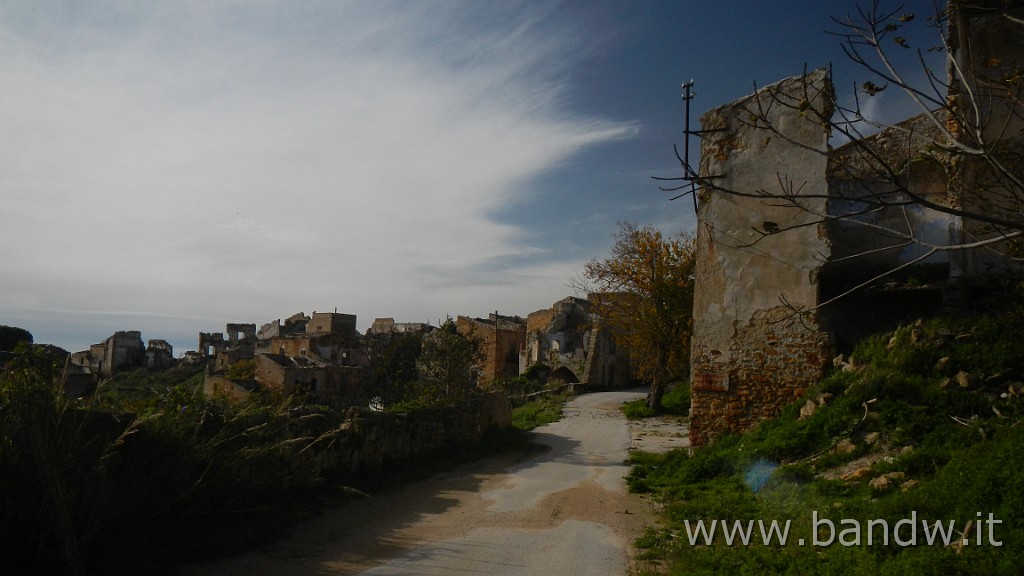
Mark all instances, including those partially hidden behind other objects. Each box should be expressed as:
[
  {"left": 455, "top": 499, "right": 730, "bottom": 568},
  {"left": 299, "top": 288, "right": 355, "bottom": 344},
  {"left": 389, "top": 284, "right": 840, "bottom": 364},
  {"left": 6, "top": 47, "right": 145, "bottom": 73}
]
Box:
[
  {"left": 145, "top": 339, "right": 174, "bottom": 370},
  {"left": 199, "top": 322, "right": 256, "bottom": 372},
  {"left": 367, "top": 317, "right": 433, "bottom": 336},
  {"left": 252, "top": 353, "right": 365, "bottom": 406},
  {"left": 456, "top": 312, "right": 526, "bottom": 386},
  {"left": 688, "top": 2, "right": 1023, "bottom": 446},
  {"left": 202, "top": 311, "right": 368, "bottom": 405},
  {"left": 268, "top": 312, "right": 363, "bottom": 365},
  {"left": 69, "top": 330, "right": 146, "bottom": 378},
  {"left": 520, "top": 296, "right": 631, "bottom": 388},
  {"left": 66, "top": 331, "right": 178, "bottom": 392},
  {"left": 257, "top": 312, "right": 310, "bottom": 341}
]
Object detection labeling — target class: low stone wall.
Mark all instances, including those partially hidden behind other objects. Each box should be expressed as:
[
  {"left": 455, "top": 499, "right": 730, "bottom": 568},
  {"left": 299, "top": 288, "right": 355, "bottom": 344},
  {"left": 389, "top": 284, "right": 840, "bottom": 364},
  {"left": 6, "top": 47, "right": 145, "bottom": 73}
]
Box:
[{"left": 295, "top": 391, "right": 512, "bottom": 482}]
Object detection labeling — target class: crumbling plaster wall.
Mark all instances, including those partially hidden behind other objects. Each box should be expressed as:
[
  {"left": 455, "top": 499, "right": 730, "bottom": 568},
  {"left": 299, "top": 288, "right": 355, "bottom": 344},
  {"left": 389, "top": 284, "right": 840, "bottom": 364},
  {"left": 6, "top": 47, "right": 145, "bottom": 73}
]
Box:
[
  {"left": 581, "top": 319, "right": 631, "bottom": 389},
  {"left": 689, "top": 69, "right": 834, "bottom": 446},
  {"left": 688, "top": 3, "right": 1023, "bottom": 447}
]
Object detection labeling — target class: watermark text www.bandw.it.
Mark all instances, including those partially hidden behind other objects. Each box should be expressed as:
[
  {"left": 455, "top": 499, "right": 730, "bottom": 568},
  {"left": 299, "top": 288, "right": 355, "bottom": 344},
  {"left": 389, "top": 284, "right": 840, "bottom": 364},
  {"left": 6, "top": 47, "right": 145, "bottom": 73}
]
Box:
[{"left": 682, "top": 512, "right": 1003, "bottom": 547}]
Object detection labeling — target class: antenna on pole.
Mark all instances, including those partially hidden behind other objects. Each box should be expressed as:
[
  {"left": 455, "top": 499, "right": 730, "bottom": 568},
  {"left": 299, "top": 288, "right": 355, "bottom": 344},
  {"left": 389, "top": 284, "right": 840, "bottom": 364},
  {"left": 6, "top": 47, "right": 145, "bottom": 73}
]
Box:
[
  {"left": 655, "top": 79, "right": 723, "bottom": 213},
  {"left": 681, "top": 80, "right": 697, "bottom": 212}
]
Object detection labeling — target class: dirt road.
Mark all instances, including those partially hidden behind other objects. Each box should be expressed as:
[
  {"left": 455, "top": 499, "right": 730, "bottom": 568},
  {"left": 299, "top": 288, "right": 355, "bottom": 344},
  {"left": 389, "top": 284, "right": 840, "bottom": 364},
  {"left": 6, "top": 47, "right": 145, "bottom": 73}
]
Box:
[{"left": 187, "top": 389, "right": 681, "bottom": 575}]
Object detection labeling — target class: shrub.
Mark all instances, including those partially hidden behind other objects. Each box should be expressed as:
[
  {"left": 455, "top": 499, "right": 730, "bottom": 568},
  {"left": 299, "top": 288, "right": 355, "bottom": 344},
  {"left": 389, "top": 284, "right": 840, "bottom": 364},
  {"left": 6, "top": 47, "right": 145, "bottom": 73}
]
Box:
[{"left": 621, "top": 398, "right": 656, "bottom": 420}]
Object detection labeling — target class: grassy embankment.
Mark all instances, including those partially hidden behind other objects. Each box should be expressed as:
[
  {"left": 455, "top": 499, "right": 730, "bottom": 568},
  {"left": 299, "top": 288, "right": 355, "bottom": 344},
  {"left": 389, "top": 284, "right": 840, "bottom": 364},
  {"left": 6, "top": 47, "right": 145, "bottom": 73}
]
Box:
[{"left": 628, "top": 296, "right": 1024, "bottom": 575}]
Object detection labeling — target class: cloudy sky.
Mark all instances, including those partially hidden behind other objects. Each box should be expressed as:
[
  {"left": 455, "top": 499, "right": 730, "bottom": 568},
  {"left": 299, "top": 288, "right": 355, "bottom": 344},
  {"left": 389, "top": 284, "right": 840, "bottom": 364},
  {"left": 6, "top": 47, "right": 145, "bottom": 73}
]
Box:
[{"left": 0, "top": 0, "right": 942, "bottom": 354}]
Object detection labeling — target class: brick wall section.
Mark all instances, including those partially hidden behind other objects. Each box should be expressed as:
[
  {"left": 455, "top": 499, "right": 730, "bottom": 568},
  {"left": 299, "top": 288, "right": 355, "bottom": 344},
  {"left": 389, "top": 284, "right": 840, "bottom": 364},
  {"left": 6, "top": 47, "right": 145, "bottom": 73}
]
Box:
[
  {"left": 457, "top": 315, "right": 526, "bottom": 385},
  {"left": 689, "top": 308, "right": 830, "bottom": 445}
]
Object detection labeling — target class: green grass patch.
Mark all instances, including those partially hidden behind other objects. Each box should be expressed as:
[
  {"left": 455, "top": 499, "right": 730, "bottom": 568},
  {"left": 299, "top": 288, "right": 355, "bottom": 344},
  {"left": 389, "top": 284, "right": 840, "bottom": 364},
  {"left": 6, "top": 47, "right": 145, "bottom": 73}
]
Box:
[
  {"left": 511, "top": 390, "right": 573, "bottom": 430},
  {"left": 89, "top": 365, "right": 206, "bottom": 411},
  {"left": 622, "top": 398, "right": 657, "bottom": 419}
]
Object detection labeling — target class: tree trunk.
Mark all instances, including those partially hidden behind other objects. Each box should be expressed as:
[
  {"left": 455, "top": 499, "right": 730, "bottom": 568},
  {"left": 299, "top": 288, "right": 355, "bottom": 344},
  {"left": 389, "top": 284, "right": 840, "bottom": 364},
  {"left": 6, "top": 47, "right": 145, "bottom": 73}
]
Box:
[
  {"left": 646, "top": 349, "right": 668, "bottom": 410},
  {"left": 646, "top": 378, "right": 665, "bottom": 410}
]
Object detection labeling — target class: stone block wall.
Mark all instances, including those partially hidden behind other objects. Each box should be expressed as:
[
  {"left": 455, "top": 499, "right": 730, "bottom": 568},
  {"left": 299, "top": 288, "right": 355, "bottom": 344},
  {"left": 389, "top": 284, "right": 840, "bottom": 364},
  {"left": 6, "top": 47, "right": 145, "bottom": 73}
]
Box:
[
  {"left": 203, "top": 375, "right": 257, "bottom": 402},
  {"left": 291, "top": 391, "right": 512, "bottom": 482}
]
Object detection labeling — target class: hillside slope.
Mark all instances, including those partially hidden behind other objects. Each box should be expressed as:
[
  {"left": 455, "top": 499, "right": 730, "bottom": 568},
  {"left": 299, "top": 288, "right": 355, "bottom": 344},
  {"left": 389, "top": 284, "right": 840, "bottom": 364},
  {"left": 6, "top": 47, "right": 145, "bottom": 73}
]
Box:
[{"left": 629, "top": 290, "right": 1024, "bottom": 575}]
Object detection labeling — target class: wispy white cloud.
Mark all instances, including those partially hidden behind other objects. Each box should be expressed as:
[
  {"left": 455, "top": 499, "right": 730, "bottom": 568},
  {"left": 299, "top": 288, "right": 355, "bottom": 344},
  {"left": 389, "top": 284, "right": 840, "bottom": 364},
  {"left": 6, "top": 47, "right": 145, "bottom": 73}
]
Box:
[{"left": 0, "top": 1, "right": 638, "bottom": 350}]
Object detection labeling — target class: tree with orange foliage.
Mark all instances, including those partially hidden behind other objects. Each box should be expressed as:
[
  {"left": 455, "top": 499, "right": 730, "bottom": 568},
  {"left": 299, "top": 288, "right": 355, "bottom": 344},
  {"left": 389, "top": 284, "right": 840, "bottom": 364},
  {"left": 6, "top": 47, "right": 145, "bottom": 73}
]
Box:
[{"left": 578, "top": 223, "right": 696, "bottom": 410}]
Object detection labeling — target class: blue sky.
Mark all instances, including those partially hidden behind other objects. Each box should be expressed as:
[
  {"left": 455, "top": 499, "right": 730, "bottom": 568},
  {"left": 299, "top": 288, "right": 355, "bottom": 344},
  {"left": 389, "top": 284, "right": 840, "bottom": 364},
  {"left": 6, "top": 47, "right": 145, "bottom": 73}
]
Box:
[{"left": 0, "top": 0, "right": 942, "bottom": 354}]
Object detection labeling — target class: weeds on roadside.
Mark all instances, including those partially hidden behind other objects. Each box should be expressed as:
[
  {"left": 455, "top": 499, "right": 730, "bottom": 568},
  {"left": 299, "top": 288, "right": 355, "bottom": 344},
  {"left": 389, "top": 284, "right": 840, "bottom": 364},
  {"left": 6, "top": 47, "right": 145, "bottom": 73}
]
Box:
[{"left": 512, "top": 390, "right": 574, "bottom": 430}]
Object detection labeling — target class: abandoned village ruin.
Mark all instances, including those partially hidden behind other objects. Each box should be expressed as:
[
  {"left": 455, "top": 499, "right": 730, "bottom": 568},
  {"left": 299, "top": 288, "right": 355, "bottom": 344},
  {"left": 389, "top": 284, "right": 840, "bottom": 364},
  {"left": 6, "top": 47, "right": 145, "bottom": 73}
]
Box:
[
  {"left": 688, "top": 2, "right": 1023, "bottom": 445},
  {"left": 61, "top": 293, "right": 633, "bottom": 407}
]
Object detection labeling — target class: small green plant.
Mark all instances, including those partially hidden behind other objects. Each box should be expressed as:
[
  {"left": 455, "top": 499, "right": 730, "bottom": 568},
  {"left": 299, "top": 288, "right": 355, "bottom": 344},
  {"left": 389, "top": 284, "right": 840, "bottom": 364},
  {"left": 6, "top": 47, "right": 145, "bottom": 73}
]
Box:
[
  {"left": 511, "top": 390, "right": 572, "bottom": 430},
  {"left": 661, "top": 382, "right": 691, "bottom": 415}
]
